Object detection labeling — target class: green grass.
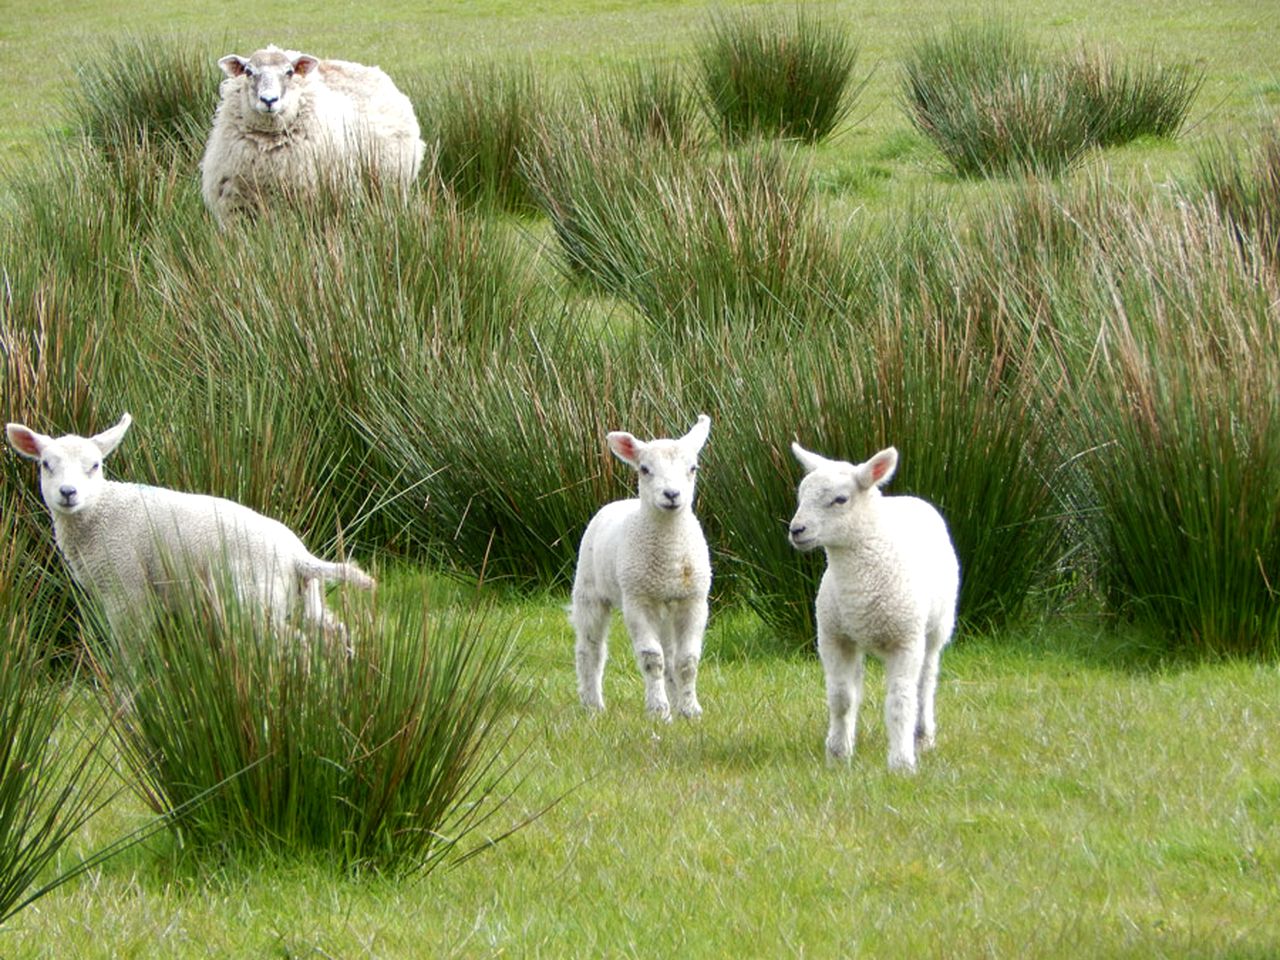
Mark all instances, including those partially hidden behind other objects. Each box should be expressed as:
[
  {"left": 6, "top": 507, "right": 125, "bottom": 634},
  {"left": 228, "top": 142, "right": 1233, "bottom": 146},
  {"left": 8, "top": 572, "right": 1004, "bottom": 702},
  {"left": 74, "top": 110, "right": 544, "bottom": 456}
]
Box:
[
  {"left": 2, "top": 0, "right": 1280, "bottom": 955},
  {"left": 5, "top": 589, "right": 1280, "bottom": 956}
]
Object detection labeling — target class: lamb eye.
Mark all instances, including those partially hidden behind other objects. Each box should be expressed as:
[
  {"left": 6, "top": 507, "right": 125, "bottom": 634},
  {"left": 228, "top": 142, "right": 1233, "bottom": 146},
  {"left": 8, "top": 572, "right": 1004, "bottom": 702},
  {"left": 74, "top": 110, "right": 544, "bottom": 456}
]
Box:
[
  {"left": 41, "top": 460, "right": 52, "bottom": 472},
  {"left": 89, "top": 462, "right": 101, "bottom": 473},
  {"left": 830, "top": 495, "right": 849, "bottom": 506},
  {"left": 285, "top": 68, "right": 294, "bottom": 77},
  {"left": 639, "top": 465, "right": 651, "bottom": 476}
]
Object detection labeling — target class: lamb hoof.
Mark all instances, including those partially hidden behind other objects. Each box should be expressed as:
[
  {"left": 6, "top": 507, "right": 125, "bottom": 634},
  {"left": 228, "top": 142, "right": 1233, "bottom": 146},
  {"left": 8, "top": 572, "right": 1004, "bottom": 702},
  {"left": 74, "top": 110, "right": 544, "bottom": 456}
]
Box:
[
  {"left": 647, "top": 703, "right": 673, "bottom": 723},
  {"left": 579, "top": 695, "right": 606, "bottom": 713},
  {"left": 678, "top": 702, "right": 703, "bottom": 720},
  {"left": 887, "top": 755, "right": 918, "bottom": 774},
  {"left": 825, "top": 739, "right": 852, "bottom": 763}
]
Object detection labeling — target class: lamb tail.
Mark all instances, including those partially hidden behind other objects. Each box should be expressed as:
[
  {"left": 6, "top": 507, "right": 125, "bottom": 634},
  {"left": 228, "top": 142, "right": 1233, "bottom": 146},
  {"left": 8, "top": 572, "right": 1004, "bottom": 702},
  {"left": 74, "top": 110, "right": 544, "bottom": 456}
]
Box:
[{"left": 298, "top": 555, "right": 375, "bottom": 590}]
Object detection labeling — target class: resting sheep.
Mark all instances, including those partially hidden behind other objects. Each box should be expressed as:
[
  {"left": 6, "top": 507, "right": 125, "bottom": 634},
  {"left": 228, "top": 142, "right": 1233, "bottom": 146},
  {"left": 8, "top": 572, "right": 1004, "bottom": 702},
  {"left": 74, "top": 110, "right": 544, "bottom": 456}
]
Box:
[
  {"left": 200, "top": 44, "right": 425, "bottom": 224},
  {"left": 571, "top": 415, "right": 712, "bottom": 720},
  {"left": 6, "top": 413, "right": 374, "bottom": 637},
  {"left": 788, "top": 443, "right": 959, "bottom": 771}
]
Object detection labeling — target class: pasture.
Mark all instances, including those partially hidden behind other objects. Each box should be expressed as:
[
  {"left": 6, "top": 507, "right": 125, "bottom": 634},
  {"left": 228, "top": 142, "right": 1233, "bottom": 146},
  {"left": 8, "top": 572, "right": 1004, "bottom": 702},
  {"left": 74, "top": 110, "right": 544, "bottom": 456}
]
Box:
[{"left": 1, "top": 0, "right": 1278, "bottom": 956}]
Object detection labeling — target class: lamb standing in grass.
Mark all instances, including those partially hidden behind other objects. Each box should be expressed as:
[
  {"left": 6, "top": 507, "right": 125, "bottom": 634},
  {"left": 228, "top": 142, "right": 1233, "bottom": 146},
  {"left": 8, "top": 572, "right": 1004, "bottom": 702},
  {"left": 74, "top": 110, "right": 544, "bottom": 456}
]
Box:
[
  {"left": 571, "top": 415, "right": 712, "bottom": 720},
  {"left": 6, "top": 413, "right": 373, "bottom": 636},
  {"left": 788, "top": 442, "right": 959, "bottom": 771},
  {"left": 200, "top": 44, "right": 425, "bottom": 224}
]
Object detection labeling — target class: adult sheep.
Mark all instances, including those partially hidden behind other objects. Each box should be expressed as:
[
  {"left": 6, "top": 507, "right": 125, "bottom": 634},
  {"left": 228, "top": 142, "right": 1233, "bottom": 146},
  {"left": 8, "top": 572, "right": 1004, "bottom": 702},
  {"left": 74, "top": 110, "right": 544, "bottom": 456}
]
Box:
[{"left": 200, "top": 44, "right": 425, "bottom": 224}]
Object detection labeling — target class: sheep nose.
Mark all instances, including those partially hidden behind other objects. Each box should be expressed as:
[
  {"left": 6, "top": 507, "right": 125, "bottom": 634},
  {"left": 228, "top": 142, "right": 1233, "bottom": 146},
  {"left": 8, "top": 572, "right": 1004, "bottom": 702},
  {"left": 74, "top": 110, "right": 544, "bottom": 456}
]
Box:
[
  {"left": 789, "top": 524, "right": 805, "bottom": 538},
  {"left": 59, "top": 485, "right": 77, "bottom": 499},
  {"left": 259, "top": 95, "right": 278, "bottom": 108},
  {"left": 663, "top": 489, "right": 680, "bottom": 502}
]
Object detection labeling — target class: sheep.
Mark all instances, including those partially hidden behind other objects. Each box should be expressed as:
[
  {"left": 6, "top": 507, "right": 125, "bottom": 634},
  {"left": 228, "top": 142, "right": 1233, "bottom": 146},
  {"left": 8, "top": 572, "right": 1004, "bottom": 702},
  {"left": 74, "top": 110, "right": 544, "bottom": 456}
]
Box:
[
  {"left": 6, "top": 413, "right": 374, "bottom": 638},
  {"left": 788, "top": 442, "right": 959, "bottom": 771},
  {"left": 200, "top": 44, "right": 426, "bottom": 224},
  {"left": 571, "top": 415, "right": 713, "bottom": 721}
]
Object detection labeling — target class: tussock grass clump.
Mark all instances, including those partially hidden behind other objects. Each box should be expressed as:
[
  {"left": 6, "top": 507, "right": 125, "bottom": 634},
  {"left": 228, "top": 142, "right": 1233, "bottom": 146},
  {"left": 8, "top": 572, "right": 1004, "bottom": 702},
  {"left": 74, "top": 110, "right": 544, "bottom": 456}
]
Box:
[
  {"left": 0, "top": 589, "right": 118, "bottom": 924},
  {"left": 586, "top": 62, "right": 703, "bottom": 148},
  {"left": 63, "top": 34, "right": 219, "bottom": 167},
  {"left": 903, "top": 19, "right": 1201, "bottom": 179},
  {"left": 412, "top": 62, "right": 546, "bottom": 212},
  {"left": 1197, "top": 123, "right": 1280, "bottom": 264},
  {"left": 527, "top": 124, "right": 855, "bottom": 336},
  {"left": 696, "top": 6, "right": 864, "bottom": 144},
  {"left": 98, "top": 582, "right": 526, "bottom": 876},
  {"left": 902, "top": 19, "right": 1094, "bottom": 179},
  {"left": 1068, "top": 201, "right": 1280, "bottom": 657},
  {"left": 1064, "top": 46, "right": 1203, "bottom": 147}
]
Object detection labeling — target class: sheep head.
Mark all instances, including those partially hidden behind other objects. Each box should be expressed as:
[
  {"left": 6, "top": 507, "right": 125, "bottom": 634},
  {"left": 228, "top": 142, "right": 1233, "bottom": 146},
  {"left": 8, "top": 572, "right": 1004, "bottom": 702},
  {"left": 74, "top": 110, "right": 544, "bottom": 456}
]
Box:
[
  {"left": 6, "top": 413, "right": 132, "bottom": 517},
  {"left": 218, "top": 45, "right": 320, "bottom": 124},
  {"left": 788, "top": 442, "right": 898, "bottom": 552},
  {"left": 607, "top": 414, "right": 711, "bottom": 515}
]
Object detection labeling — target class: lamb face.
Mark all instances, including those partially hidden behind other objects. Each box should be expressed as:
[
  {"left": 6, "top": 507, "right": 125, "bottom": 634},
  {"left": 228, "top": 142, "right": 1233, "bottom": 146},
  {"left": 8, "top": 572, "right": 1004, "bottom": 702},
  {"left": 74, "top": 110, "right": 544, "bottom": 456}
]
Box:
[
  {"left": 607, "top": 414, "right": 710, "bottom": 514},
  {"left": 6, "top": 414, "right": 132, "bottom": 517},
  {"left": 788, "top": 444, "right": 897, "bottom": 552}
]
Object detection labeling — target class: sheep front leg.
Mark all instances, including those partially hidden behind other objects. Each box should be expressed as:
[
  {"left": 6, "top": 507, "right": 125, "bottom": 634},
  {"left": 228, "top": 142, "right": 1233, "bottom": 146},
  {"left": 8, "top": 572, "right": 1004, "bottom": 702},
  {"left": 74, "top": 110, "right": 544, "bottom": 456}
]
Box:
[
  {"left": 670, "top": 598, "right": 707, "bottom": 719},
  {"left": 818, "top": 631, "right": 863, "bottom": 761},
  {"left": 623, "top": 602, "right": 670, "bottom": 721},
  {"left": 884, "top": 644, "right": 925, "bottom": 773}
]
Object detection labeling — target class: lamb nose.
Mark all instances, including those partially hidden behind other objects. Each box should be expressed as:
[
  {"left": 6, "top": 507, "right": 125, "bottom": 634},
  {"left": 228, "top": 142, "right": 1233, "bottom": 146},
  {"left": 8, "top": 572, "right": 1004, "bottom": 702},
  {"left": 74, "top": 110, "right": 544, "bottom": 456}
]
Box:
[
  {"left": 59, "top": 485, "right": 77, "bottom": 499},
  {"left": 663, "top": 489, "right": 679, "bottom": 501},
  {"left": 260, "top": 95, "right": 278, "bottom": 106},
  {"left": 789, "top": 524, "right": 805, "bottom": 537}
]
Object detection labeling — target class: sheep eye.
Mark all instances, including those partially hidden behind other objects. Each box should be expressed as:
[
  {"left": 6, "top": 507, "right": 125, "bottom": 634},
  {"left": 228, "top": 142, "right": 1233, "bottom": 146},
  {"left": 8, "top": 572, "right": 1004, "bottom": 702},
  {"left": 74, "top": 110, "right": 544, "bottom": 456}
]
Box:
[
  {"left": 830, "top": 495, "right": 849, "bottom": 506},
  {"left": 638, "top": 465, "right": 651, "bottom": 476},
  {"left": 40, "top": 460, "right": 52, "bottom": 472},
  {"left": 285, "top": 68, "right": 294, "bottom": 78},
  {"left": 89, "top": 462, "right": 101, "bottom": 473},
  {"left": 689, "top": 465, "right": 698, "bottom": 475},
  {"left": 244, "top": 66, "right": 254, "bottom": 77}
]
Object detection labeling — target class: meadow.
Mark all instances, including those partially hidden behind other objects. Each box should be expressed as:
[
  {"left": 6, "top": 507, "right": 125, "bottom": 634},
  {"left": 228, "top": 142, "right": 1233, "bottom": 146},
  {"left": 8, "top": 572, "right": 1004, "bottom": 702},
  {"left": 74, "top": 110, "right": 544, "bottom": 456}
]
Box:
[{"left": 1, "top": 0, "right": 1279, "bottom": 956}]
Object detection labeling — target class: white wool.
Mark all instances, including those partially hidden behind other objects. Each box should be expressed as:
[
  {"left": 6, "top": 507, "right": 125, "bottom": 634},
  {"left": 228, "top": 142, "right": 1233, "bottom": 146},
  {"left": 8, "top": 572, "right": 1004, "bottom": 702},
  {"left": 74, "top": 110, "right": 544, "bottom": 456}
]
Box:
[
  {"left": 789, "top": 442, "right": 959, "bottom": 771},
  {"left": 570, "top": 415, "right": 713, "bottom": 720},
  {"left": 200, "top": 45, "right": 425, "bottom": 224},
  {"left": 6, "top": 413, "right": 373, "bottom": 637}
]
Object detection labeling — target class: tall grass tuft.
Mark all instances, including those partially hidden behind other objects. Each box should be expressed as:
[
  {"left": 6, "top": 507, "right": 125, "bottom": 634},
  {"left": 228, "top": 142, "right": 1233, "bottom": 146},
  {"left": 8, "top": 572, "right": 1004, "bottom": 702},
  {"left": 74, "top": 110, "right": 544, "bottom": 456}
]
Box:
[
  {"left": 1197, "top": 123, "right": 1280, "bottom": 265},
  {"left": 63, "top": 33, "right": 219, "bottom": 168},
  {"left": 527, "top": 125, "right": 858, "bottom": 336},
  {"left": 902, "top": 19, "right": 1094, "bottom": 179},
  {"left": 0, "top": 545, "right": 119, "bottom": 923},
  {"left": 1067, "top": 199, "right": 1280, "bottom": 656},
  {"left": 1064, "top": 46, "right": 1203, "bottom": 147},
  {"left": 411, "top": 62, "right": 546, "bottom": 212},
  {"left": 586, "top": 62, "right": 704, "bottom": 148},
  {"left": 98, "top": 580, "right": 527, "bottom": 875},
  {"left": 696, "top": 6, "right": 864, "bottom": 144}
]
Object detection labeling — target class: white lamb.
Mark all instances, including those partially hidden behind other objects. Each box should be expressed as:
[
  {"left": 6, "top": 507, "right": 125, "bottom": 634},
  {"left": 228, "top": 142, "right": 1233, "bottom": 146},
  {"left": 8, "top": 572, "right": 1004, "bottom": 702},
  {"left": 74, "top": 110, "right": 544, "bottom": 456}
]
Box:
[
  {"left": 571, "top": 415, "right": 713, "bottom": 720},
  {"left": 200, "top": 44, "right": 426, "bottom": 224},
  {"left": 6, "top": 413, "right": 374, "bottom": 637},
  {"left": 788, "top": 442, "right": 959, "bottom": 771}
]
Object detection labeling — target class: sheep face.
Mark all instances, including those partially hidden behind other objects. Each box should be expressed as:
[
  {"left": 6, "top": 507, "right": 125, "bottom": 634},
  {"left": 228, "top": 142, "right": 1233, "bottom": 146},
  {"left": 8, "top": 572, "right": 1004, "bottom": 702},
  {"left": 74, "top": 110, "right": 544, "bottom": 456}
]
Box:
[
  {"left": 788, "top": 443, "right": 898, "bottom": 552},
  {"left": 218, "top": 46, "right": 320, "bottom": 124},
  {"left": 607, "top": 414, "right": 711, "bottom": 515},
  {"left": 6, "top": 414, "right": 132, "bottom": 517}
]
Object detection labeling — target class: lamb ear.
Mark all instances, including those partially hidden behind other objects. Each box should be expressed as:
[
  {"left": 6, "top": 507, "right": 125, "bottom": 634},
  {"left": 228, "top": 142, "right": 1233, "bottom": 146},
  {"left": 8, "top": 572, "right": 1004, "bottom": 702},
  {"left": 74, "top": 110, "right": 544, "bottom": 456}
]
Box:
[
  {"left": 855, "top": 446, "right": 898, "bottom": 490},
  {"left": 292, "top": 54, "right": 320, "bottom": 76},
  {"left": 218, "top": 54, "right": 249, "bottom": 78},
  {"left": 791, "top": 441, "right": 834, "bottom": 474},
  {"left": 606, "top": 431, "right": 644, "bottom": 468},
  {"left": 6, "top": 423, "right": 49, "bottom": 460},
  {"left": 681, "top": 414, "right": 711, "bottom": 454},
  {"left": 90, "top": 413, "right": 132, "bottom": 458}
]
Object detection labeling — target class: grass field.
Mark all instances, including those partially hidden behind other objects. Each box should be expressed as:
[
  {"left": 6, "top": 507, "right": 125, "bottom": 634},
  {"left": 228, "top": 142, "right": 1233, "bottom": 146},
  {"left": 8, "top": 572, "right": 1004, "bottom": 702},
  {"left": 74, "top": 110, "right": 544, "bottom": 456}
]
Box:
[{"left": 2, "top": 0, "right": 1279, "bottom": 957}]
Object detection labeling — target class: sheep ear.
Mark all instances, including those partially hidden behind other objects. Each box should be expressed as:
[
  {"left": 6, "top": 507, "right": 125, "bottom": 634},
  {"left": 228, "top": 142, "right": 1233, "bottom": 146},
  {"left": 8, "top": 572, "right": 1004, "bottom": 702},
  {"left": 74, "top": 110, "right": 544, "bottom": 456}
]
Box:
[
  {"left": 90, "top": 413, "right": 132, "bottom": 458},
  {"left": 681, "top": 414, "right": 711, "bottom": 454},
  {"left": 6, "top": 423, "right": 49, "bottom": 460},
  {"left": 856, "top": 446, "right": 898, "bottom": 490},
  {"left": 791, "top": 441, "right": 834, "bottom": 474},
  {"left": 606, "top": 431, "right": 644, "bottom": 468},
  {"left": 292, "top": 54, "right": 320, "bottom": 76},
  {"left": 219, "top": 55, "right": 249, "bottom": 78}
]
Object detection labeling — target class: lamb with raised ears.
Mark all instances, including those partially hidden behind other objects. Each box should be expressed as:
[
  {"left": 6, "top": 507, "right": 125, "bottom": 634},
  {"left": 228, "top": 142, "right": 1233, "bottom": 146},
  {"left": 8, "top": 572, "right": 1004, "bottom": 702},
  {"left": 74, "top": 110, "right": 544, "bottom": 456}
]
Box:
[
  {"left": 6, "top": 413, "right": 374, "bottom": 637},
  {"left": 789, "top": 442, "right": 959, "bottom": 771},
  {"left": 571, "top": 414, "right": 713, "bottom": 721},
  {"left": 200, "top": 44, "right": 426, "bottom": 224}
]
